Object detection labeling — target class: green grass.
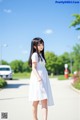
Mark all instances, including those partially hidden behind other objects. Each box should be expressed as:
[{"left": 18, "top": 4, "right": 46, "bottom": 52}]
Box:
[
  {"left": 58, "top": 75, "right": 68, "bottom": 80},
  {"left": 13, "top": 72, "right": 30, "bottom": 79},
  {"left": 0, "top": 78, "right": 7, "bottom": 88}
]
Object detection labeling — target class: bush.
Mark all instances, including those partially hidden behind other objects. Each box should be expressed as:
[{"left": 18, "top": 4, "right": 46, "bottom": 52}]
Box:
[
  {"left": 72, "top": 78, "right": 80, "bottom": 90},
  {"left": 0, "top": 78, "right": 7, "bottom": 88},
  {"left": 72, "top": 71, "right": 80, "bottom": 90},
  {"left": 69, "top": 73, "right": 73, "bottom": 77}
]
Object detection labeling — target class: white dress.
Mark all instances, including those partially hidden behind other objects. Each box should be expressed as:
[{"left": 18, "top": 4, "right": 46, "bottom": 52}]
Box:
[{"left": 28, "top": 52, "right": 54, "bottom": 106}]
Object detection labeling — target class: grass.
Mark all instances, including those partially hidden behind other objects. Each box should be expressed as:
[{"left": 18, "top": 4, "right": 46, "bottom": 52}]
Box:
[
  {"left": 0, "top": 78, "right": 7, "bottom": 88},
  {"left": 58, "top": 75, "right": 69, "bottom": 80},
  {"left": 13, "top": 72, "right": 30, "bottom": 79}
]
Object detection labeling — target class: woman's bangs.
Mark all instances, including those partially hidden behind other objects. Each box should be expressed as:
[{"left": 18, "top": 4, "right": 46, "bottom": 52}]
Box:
[
  {"left": 33, "top": 37, "right": 44, "bottom": 45},
  {"left": 38, "top": 39, "right": 44, "bottom": 45}
]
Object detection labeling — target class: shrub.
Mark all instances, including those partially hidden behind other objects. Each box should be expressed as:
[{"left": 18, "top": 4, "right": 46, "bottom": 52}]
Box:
[
  {"left": 72, "top": 71, "right": 80, "bottom": 90},
  {"left": 69, "top": 73, "right": 73, "bottom": 77},
  {"left": 0, "top": 78, "right": 7, "bottom": 88}
]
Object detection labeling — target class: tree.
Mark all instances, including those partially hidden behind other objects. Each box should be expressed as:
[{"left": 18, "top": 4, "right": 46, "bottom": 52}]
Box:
[
  {"left": 1, "top": 60, "right": 9, "bottom": 65},
  {"left": 23, "top": 61, "right": 31, "bottom": 72},
  {"left": 10, "top": 60, "right": 24, "bottom": 73},
  {"left": 45, "top": 51, "right": 57, "bottom": 75},
  {"left": 57, "top": 52, "right": 70, "bottom": 74},
  {"left": 72, "top": 44, "right": 80, "bottom": 71},
  {"left": 70, "top": 14, "right": 80, "bottom": 30}
]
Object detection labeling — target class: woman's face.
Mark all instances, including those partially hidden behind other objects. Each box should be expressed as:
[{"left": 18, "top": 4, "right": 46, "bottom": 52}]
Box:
[{"left": 37, "top": 43, "right": 44, "bottom": 52}]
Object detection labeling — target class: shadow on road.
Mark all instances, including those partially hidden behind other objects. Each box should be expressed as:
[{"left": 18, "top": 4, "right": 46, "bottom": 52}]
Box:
[{"left": 5, "top": 83, "right": 29, "bottom": 89}]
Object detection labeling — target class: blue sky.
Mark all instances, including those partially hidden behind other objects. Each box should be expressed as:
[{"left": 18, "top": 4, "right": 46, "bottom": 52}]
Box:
[{"left": 0, "top": 0, "right": 80, "bottom": 62}]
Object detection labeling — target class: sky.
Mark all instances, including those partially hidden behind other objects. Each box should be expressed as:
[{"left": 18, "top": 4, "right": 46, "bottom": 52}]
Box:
[{"left": 0, "top": 0, "right": 80, "bottom": 63}]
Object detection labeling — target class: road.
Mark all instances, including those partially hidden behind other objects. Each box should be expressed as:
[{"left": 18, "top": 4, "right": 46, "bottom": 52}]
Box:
[{"left": 0, "top": 78, "right": 80, "bottom": 120}]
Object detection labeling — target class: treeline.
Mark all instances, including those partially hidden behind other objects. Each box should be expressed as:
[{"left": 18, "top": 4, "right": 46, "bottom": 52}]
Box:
[{"left": 1, "top": 44, "right": 80, "bottom": 75}]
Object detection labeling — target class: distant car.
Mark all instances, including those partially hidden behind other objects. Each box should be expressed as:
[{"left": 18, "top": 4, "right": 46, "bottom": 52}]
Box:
[{"left": 0, "top": 65, "right": 13, "bottom": 80}]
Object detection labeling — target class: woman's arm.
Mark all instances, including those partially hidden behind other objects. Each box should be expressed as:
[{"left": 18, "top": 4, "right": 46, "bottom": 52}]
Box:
[{"left": 32, "top": 62, "right": 42, "bottom": 82}]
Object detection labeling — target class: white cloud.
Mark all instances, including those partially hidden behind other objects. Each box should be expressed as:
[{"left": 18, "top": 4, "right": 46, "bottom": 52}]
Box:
[
  {"left": 44, "top": 29, "right": 53, "bottom": 35},
  {"left": 3, "top": 9, "right": 12, "bottom": 13}
]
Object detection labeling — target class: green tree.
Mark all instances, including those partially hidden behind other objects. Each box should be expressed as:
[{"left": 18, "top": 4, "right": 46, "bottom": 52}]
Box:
[
  {"left": 1, "top": 60, "right": 9, "bottom": 65},
  {"left": 23, "top": 61, "right": 31, "bottom": 72},
  {"left": 10, "top": 60, "right": 24, "bottom": 73},
  {"left": 45, "top": 51, "right": 57, "bottom": 75},
  {"left": 57, "top": 52, "right": 70, "bottom": 74},
  {"left": 56, "top": 56, "right": 64, "bottom": 75},
  {"left": 72, "top": 44, "right": 80, "bottom": 71},
  {"left": 70, "top": 14, "right": 80, "bottom": 30}
]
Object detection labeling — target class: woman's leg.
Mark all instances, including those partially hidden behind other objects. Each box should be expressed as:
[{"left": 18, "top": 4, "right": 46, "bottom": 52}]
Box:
[
  {"left": 41, "top": 99, "right": 48, "bottom": 120},
  {"left": 32, "top": 101, "right": 39, "bottom": 120}
]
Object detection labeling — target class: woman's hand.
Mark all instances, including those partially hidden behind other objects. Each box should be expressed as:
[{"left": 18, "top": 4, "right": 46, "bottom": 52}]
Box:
[
  {"left": 38, "top": 78, "right": 42, "bottom": 82},
  {"left": 38, "top": 76, "right": 42, "bottom": 82}
]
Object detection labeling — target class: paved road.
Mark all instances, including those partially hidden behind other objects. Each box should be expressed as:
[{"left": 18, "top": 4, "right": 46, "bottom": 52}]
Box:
[{"left": 0, "top": 78, "right": 80, "bottom": 120}]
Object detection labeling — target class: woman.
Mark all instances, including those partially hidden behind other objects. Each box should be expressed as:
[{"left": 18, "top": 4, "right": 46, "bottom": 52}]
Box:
[{"left": 28, "top": 37, "right": 54, "bottom": 120}]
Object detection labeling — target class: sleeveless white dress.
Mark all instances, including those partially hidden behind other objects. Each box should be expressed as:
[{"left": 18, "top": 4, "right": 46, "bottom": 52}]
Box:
[{"left": 28, "top": 52, "right": 54, "bottom": 106}]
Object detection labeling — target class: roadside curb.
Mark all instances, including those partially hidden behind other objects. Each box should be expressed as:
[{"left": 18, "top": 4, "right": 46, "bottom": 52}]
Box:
[{"left": 70, "top": 84, "right": 80, "bottom": 94}]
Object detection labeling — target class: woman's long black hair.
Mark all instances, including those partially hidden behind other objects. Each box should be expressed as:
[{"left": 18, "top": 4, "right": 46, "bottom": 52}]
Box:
[{"left": 28, "top": 37, "right": 46, "bottom": 67}]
